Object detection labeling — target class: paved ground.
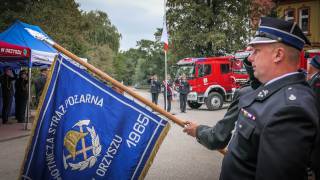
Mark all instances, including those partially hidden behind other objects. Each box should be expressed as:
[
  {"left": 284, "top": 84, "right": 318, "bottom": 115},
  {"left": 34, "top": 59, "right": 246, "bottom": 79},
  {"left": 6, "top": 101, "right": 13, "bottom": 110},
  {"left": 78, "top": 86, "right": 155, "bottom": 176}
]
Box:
[{"left": 0, "top": 89, "right": 227, "bottom": 180}]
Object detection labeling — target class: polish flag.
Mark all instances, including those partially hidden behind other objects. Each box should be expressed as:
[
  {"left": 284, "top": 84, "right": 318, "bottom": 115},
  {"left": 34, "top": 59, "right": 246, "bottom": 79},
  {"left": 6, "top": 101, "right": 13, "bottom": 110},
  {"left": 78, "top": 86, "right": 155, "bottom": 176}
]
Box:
[{"left": 161, "top": 20, "right": 169, "bottom": 51}]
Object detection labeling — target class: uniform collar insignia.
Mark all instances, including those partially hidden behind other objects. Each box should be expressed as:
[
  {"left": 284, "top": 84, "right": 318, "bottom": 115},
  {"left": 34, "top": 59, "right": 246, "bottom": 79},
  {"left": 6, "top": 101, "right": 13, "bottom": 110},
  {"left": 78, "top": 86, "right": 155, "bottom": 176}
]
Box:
[
  {"left": 255, "top": 73, "right": 305, "bottom": 101},
  {"left": 288, "top": 94, "right": 296, "bottom": 101}
]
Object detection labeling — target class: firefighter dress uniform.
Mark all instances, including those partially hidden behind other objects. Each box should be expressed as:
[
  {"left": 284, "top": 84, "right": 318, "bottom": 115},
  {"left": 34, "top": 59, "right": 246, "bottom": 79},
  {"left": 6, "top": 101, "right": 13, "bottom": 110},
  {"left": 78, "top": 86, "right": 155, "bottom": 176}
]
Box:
[
  {"left": 220, "top": 17, "right": 320, "bottom": 180},
  {"left": 308, "top": 55, "right": 320, "bottom": 103},
  {"left": 307, "top": 55, "right": 320, "bottom": 180},
  {"left": 196, "top": 57, "right": 261, "bottom": 150},
  {"left": 178, "top": 79, "right": 190, "bottom": 113},
  {"left": 221, "top": 73, "right": 319, "bottom": 180}
]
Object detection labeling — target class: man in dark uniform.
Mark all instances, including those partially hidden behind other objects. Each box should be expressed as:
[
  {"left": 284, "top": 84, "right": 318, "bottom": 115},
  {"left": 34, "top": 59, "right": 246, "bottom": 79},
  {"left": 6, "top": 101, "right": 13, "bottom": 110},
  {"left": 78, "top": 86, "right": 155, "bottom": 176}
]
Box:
[
  {"left": 217, "top": 17, "right": 320, "bottom": 180},
  {"left": 163, "top": 75, "right": 173, "bottom": 112},
  {"left": 15, "top": 70, "right": 28, "bottom": 123},
  {"left": 183, "top": 55, "right": 261, "bottom": 150},
  {"left": 307, "top": 55, "right": 320, "bottom": 102},
  {"left": 149, "top": 75, "right": 161, "bottom": 105},
  {"left": 0, "top": 67, "right": 16, "bottom": 124},
  {"left": 307, "top": 55, "right": 320, "bottom": 180},
  {"left": 34, "top": 67, "right": 48, "bottom": 105},
  {"left": 178, "top": 74, "right": 190, "bottom": 113}
]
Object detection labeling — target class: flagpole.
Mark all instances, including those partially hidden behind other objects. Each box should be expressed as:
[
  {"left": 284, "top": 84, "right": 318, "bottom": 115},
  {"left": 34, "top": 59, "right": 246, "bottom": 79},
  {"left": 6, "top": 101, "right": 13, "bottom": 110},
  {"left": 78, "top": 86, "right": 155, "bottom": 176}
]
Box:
[
  {"left": 163, "top": 0, "right": 168, "bottom": 112},
  {"left": 164, "top": 50, "right": 167, "bottom": 111},
  {"left": 52, "top": 42, "right": 187, "bottom": 126},
  {"left": 25, "top": 28, "right": 227, "bottom": 155}
]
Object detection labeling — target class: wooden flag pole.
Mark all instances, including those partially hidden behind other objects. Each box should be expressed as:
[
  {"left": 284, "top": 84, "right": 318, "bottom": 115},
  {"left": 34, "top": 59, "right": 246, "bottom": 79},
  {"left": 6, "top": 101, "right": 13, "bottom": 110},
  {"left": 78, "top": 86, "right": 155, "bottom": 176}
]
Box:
[
  {"left": 53, "top": 43, "right": 186, "bottom": 127},
  {"left": 24, "top": 27, "right": 226, "bottom": 155},
  {"left": 51, "top": 43, "right": 227, "bottom": 156}
]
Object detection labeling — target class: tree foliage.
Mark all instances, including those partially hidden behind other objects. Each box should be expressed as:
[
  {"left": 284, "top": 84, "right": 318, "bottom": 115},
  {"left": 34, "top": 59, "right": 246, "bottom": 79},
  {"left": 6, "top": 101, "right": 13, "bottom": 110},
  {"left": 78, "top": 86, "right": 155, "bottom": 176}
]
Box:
[
  {"left": 166, "top": 0, "right": 251, "bottom": 60},
  {"left": 250, "top": 0, "right": 277, "bottom": 29},
  {"left": 0, "top": 0, "right": 121, "bottom": 74},
  {"left": 114, "top": 37, "right": 167, "bottom": 86},
  {"left": 0, "top": 0, "right": 279, "bottom": 86}
]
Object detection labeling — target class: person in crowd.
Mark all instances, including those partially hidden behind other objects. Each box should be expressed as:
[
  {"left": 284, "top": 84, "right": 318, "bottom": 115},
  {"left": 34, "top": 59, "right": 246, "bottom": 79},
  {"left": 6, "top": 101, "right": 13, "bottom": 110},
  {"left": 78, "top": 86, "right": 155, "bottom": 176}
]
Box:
[
  {"left": 186, "top": 17, "right": 319, "bottom": 180},
  {"left": 183, "top": 54, "right": 261, "bottom": 150},
  {"left": 34, "top": 67, "right": 48, "bottom": 105},
  {"left": 148, "top": 75, "right": 161, "bottom": 105},
  {"left": 307, "top": 55, "right": 320, "bottom": 102},
  {"left": 178, "top": 74, "right": 190, "bottom": 113},
  {"left": 15, "top": 70, "right": 28, "bottom": 123},
  {"left": 163, "top": 75, "right": 174, "bottom": 112},
  {"left": 227, "top": 17, "right": 318, "bottom": 180},
  {"left": 0, "top": 67, "right": 16, "bottom": 124},
  {"left": 306, "top": 54, "right": 320, "bottom": 180}
]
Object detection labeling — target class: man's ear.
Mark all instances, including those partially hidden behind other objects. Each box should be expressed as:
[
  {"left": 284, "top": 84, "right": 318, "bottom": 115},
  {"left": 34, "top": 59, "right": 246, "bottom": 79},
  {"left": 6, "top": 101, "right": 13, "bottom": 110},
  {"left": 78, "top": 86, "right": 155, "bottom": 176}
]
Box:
[{"left": 273, "top": 47, "right": 285, "bottom": 64}]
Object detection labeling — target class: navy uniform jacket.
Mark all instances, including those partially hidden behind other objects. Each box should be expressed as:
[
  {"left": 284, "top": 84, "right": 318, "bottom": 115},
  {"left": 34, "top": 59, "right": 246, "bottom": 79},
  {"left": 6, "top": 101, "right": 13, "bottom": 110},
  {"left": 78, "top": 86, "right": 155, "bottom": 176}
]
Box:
[
  {"left": 150, "top": 80, "right": 161, "bottom": 94},
  {"left": 220, "top": 73, "right": 319, "bottom": 180},
  {"left": 0, "top": 74, "right": 15, "bottom": 96},
  {"left": 34, "top": 74, "right": 47, "bottom": 98},
  {"left": 308, "top": 72, "right": 320, "bottom": 180},
  {"left": 179, "top": 81, "right": 190, "bottom": 94},
  {"left": 308, "top": 72, "right": 320, "bottom": 103},
  {"left": 196, "top": 86, "right": 254, "bottom": 150}
]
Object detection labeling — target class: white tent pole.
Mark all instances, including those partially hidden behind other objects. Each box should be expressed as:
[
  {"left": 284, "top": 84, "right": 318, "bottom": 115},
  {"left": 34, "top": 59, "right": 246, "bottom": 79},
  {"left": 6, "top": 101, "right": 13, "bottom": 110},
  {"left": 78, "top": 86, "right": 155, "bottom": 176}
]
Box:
[{"left": 24, "top": 59, "right": 32, "bottom": 130}]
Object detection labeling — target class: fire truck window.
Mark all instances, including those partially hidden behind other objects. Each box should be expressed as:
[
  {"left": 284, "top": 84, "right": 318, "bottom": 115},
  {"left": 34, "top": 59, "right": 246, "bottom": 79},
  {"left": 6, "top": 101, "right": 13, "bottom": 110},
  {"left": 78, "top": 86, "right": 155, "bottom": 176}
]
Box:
[
  {"left": 177, "top": 65, "right": 195, "bottom": 79},
  {"left": 198, "top": 64, "right": 211, "bottom": 77},
  {"left": 221, "top": 64, "right": 230, "bottom": 74}
]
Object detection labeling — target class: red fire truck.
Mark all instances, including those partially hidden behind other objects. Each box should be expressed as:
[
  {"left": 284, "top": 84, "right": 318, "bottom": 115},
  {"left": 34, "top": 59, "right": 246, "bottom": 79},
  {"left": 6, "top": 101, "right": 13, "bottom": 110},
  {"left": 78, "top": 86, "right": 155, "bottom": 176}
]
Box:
[
  {"left": 300, "top": 49, "right": 320, "bottom": 70},
  {"left": 175, "top": 49, "right": 319, "bottom": 111},
  {"left": 175, "top": 54, "right": 249, "bottom": 111}
]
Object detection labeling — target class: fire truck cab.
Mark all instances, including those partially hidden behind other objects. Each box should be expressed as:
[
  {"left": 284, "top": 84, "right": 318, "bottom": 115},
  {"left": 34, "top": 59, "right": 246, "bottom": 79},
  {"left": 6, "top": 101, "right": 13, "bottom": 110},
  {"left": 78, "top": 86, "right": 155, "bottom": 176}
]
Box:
[{"left": 176, "top": 56, "right": 248, "bottom": 110}]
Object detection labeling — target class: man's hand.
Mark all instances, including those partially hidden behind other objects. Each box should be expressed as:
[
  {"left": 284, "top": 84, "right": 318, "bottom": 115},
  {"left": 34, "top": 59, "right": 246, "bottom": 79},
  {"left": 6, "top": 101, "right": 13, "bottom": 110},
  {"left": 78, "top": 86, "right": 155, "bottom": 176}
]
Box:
[{"left": 183, "top": 121, "right": 199, "bottom": 137}]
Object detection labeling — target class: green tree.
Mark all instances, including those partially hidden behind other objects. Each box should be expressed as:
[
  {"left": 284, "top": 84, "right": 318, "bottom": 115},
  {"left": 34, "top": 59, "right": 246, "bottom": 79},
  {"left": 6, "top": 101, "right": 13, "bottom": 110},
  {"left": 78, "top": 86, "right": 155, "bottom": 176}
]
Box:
[
  {"left": 81, "top": 11, "right": 121, "bottom": 52},
  {"left": 166, "top": 0, "right": 251, "bottom": 59},
  {"left": 0, "top": 0, "right": 121, "bottom": 74},
  {"left": 86, "top": 44, "right": 114, "bottom": 75},
  {"left": 114, "top": 35, "right": 169, "bottom": 86},
  {"left": 113, "top": 51, "right": 138, "bottom": 85}
]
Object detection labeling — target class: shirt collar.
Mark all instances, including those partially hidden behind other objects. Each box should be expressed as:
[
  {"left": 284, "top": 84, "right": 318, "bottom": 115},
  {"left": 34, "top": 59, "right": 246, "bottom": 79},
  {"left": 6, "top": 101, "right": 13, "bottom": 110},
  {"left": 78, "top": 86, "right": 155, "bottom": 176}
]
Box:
[{"left": 265, "top": 72, "right": 300, "bottom": 86}]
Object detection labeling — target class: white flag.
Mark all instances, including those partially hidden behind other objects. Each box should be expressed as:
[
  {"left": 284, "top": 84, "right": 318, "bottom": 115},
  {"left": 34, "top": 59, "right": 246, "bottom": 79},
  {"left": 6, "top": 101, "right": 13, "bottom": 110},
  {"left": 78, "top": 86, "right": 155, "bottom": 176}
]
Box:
[{"left": 161, "top": 18, "right": 169, "bottom": 51}]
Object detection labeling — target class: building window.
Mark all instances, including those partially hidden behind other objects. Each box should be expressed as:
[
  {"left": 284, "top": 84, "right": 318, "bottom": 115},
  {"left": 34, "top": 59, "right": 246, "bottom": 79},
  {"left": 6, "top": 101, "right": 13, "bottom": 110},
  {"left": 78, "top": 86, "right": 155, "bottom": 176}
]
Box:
[
  {"left": 299, "top": 7, "right": 310, "bottom": 34},
  {"left": 284, "top": 8, "right": 295, "bottom": 22}
]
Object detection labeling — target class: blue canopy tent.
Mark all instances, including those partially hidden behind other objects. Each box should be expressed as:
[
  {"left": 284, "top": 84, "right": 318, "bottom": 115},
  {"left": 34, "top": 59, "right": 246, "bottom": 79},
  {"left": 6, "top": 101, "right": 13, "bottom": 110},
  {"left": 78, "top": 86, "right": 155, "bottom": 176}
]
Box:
[
  {"left": 0, "top": 20, "right": 57, "bottom": 128},
  {"left": 0, "top": 20, "right": 57, "bottom": 66}
]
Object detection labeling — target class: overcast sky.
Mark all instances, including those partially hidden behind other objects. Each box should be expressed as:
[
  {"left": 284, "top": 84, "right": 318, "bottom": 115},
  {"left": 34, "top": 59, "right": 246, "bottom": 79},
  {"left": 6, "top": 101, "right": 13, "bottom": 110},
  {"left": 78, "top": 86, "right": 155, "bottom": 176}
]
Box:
[{"left": 75, "top": 0, "right": 165, "bottom": 51}]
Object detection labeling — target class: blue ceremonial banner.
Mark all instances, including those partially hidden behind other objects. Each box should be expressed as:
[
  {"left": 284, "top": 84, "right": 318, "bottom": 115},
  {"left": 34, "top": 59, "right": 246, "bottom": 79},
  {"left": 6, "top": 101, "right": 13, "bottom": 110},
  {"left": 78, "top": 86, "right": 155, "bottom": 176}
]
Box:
[{"left": 20, "top": 54, "right": 170, "bottom": 180}]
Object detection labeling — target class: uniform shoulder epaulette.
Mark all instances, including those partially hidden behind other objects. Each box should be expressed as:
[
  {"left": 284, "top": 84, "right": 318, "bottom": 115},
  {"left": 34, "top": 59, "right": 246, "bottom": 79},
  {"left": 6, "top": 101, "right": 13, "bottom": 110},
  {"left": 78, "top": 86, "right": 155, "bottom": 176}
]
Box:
[{"left": 284, "top": 86, "right": 300, "bottom": 105}]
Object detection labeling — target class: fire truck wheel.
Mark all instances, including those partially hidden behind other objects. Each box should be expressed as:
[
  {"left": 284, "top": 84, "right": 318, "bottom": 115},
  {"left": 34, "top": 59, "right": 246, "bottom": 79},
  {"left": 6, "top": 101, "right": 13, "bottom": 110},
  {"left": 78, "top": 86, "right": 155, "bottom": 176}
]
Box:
[
  {"left": 206, "top": 92, "right": 223, "bottom": 110},
  {"left": 187, "top": 101, "right": 202, "bottom": 109}
]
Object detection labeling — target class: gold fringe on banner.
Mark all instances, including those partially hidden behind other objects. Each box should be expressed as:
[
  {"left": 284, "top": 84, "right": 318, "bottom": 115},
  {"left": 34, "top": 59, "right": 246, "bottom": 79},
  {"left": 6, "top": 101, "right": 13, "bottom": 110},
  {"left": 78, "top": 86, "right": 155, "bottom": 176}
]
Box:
[
  {"left": 139, "top": 123, "right": 171, "bottom": 180},
  {"left": 18, "top": 57, "right": 58, "bottom": 179}
]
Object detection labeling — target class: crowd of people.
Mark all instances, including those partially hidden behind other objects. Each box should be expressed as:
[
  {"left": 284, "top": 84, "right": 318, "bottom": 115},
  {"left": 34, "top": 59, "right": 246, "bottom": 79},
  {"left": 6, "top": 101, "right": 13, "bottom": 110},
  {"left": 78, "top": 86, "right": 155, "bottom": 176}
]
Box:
[
  {"left": 148, "top": 73, "right": 190, "bottom": 114},
  {"left": 0, "top": 67, "right": 48, "bottom": 124}
]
